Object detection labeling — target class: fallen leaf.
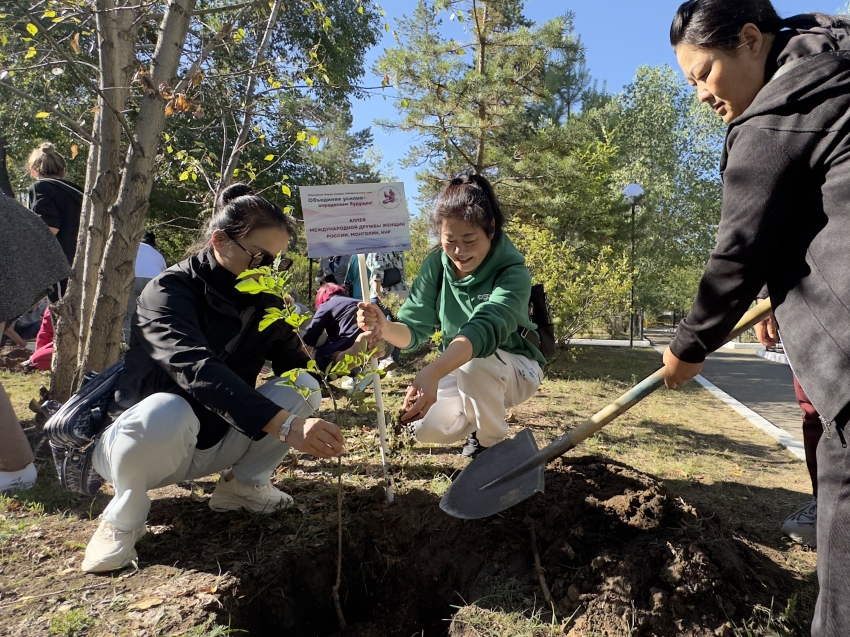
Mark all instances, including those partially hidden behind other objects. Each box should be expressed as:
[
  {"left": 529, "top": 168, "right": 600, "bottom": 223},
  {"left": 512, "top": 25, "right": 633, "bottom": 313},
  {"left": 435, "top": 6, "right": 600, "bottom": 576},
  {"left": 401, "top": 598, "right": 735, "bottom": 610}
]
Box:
[
  {"left": 70, "top": 144, "right": 78, "bottom": 159},
  {"left": 127, "top": 597, "right": 163, "bottom": 611},
  {"left": 70, "top": 33, "right": 80, "bottom": 54}
]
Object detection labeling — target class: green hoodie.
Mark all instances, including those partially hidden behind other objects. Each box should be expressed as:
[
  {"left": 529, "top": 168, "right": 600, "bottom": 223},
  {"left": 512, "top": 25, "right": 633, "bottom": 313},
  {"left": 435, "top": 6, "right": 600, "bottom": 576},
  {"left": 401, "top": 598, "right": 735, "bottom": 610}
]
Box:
[{"left": 398, "top": 232, "right": 546, "bottom": 368}]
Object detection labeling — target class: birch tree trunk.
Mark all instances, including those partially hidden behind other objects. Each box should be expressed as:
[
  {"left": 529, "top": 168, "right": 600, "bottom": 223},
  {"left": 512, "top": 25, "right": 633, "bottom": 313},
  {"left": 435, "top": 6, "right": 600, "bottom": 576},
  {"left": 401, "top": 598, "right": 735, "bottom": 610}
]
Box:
[
  {"left": 51, "top": 0, "right": 137, "bottom": 399},
  {"left": 78, "top": 0, "right": 196, "bottom": 375}
]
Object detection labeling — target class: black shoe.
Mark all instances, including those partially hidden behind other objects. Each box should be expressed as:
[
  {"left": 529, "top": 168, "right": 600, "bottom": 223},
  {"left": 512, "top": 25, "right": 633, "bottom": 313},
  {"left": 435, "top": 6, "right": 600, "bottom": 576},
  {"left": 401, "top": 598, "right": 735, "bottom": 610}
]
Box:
[{"left": 461, "top": 432, "right": 488, "bottom": 458}]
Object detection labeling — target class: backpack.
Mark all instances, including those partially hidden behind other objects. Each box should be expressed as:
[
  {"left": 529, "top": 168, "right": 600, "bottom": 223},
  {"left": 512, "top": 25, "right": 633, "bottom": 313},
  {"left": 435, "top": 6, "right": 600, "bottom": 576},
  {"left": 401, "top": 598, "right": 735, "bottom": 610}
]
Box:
[
  {"left": 525, "top": 283, "right": 556, "bottom": 360},
  {"left": 44, "top": 360, "right": 124, "bottom": 495}
]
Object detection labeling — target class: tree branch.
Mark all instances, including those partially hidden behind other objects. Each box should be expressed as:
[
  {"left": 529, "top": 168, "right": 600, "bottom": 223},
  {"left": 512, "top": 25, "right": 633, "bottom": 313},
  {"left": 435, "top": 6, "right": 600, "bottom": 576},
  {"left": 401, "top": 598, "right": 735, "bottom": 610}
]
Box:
[
  {"left": 220, "top": 0, "right": 283, "bottom": 190},
  {"left": 12, "top": 0, "right": 136, "bottom": 150},
  {"left": 0, "top": 80, "right": 97, "bottom": 145},
  {"left": 147, "top": 0, "right": 266, "bottom": 22}
]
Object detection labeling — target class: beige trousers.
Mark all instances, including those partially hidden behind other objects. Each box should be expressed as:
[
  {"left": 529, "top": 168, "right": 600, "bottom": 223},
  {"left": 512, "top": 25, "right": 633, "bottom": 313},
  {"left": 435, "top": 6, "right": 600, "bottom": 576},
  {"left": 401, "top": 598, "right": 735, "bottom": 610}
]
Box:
[{"left": 414, "top": 349, "right": 542, "bottom": 448}]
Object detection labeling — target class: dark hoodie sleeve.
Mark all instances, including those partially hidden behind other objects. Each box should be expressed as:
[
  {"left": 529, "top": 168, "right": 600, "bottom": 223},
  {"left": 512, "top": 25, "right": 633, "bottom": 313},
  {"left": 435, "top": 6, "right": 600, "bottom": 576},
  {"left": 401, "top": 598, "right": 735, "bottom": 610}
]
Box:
[
  {"left": 28, "top": 182, "right": 62, "bottom": 230},
  {"left": 135, "top": 272, "right": 282, "bottom": 440},
  {"left": 670, "top": 126, "right": 798, "bottom": 362}
]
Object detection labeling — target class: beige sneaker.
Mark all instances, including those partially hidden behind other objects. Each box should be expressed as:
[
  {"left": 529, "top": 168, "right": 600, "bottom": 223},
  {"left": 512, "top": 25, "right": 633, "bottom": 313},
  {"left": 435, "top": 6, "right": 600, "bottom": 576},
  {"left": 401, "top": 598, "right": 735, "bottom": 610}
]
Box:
[
  {"left": 208, "top": 475, "right": 293, "bottom": 513},
  {"left": 81, "top": 519, "right": 147, "bottom": 573}
]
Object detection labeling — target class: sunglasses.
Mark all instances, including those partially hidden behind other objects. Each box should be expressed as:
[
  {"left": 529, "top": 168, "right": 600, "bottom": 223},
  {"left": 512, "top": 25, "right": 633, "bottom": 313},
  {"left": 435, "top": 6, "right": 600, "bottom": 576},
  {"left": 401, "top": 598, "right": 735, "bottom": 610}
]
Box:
[{"left": 227, "top": 234, "right": 293, "bottom": 271}]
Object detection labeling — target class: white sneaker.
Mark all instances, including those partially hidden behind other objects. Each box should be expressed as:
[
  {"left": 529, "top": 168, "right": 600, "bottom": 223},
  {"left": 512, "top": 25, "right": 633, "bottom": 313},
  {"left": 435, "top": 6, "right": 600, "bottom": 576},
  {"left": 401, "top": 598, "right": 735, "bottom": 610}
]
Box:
[
  {"left": 0, "top": 462, "right": 37, "bottom": 492},
  {"left": 781, "top": 498, "right": 817, "bottom": 548},
  {"left": 81, "top": 518, "right": 147, "bottom": 573},
  {"left": 384, "top": 369, "right": 398, "bottom": 379},
  {"left": 378, "top": 357, "right": 397, "bottom": 372},
  {"left": 208, "top": 475, "right": 293, "bottom": 513}
]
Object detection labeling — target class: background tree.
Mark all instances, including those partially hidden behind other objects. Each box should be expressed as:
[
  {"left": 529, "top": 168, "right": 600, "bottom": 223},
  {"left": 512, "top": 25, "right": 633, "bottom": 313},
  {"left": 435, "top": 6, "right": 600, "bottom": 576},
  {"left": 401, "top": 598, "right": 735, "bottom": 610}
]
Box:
[{"left": 0, "top": 0, "right": 384, "bottom": 398}]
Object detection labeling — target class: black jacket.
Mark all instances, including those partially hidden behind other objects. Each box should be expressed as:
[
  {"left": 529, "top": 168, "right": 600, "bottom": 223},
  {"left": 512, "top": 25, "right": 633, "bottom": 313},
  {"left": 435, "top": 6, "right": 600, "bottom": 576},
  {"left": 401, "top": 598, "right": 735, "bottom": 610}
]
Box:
[
  {"left": 27, "top": 178, "right": 83, "bottom": 265},
  {"left": 112, "top": 251, "right": 310, "bottom": 449},
  {"left": 670, "top": 21, "right": 850, "bottom": 422}
]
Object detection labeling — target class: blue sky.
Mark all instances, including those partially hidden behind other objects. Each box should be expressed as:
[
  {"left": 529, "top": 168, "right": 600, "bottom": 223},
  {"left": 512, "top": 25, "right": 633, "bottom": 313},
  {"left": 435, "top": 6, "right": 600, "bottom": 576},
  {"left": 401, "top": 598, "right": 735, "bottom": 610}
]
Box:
[{"left": 349, "top": 0, "right": 843, "bottom": 215}]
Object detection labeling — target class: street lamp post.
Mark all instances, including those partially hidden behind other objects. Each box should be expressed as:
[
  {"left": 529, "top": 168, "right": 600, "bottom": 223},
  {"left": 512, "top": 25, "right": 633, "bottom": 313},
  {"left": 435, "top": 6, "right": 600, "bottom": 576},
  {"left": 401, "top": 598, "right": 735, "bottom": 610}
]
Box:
[{"left": 623, "top": 183, "right": 645, "bottom": 348}]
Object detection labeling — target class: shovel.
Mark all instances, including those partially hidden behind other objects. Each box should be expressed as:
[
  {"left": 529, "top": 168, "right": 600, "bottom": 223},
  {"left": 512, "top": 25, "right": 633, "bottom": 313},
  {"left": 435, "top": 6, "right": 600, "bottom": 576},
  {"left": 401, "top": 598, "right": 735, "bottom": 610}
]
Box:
[{"left": 439, "top": 300, "right": 773, "bottom": 520}]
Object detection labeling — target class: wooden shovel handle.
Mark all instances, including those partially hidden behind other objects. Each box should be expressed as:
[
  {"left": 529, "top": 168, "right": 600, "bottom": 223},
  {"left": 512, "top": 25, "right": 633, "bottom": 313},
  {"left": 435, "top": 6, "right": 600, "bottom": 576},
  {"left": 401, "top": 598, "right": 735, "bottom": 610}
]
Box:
[{"left": 541, "top": 299, "right": 774, "bottom": 463}]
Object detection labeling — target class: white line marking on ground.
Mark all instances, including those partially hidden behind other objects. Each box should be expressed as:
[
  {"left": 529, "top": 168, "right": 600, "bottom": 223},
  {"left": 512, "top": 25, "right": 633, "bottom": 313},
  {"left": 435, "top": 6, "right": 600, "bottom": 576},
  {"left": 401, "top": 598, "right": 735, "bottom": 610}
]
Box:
[{"left": 650, "top": 345, "right": 805, "bottom": 462}]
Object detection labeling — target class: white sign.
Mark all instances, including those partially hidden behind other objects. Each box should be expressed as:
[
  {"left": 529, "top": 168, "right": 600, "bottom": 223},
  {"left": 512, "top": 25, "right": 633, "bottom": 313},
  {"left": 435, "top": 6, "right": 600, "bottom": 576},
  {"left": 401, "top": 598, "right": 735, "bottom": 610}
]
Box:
[{"left": 299, "top": 182, "right": 412, "bottom": 258}]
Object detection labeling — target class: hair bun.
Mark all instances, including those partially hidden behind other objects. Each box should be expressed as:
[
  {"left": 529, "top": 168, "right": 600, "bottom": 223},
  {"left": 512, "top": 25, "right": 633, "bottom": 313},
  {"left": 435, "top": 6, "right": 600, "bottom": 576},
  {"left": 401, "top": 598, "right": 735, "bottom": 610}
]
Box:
[
  {"left": 40, "top": 142, "right": 56, "bottom": 154},
  {"left": 218, "top": 183, "right": 254, "bottom": 206}
]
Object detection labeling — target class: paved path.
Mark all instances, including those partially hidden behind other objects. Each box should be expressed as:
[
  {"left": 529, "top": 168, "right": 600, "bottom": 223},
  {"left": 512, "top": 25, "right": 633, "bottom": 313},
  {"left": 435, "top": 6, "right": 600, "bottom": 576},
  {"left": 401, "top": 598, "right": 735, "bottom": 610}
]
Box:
[{"left": 644, "top": 329, "right": 804, "bottom": 445}]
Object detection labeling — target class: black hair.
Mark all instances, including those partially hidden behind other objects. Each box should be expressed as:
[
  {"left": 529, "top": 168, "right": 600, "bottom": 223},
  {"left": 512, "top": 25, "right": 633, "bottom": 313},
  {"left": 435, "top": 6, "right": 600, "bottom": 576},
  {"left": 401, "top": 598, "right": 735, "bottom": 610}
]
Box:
[
  {"left": 142, "top": 230, "right": 156, "bottom": 247},
  {"left": 430, "top": 172, "right": 504, "bottom": 240},
  {"left": 190, "top": 183, "right": 298, "bottom": 255},
  {"left": 670, "top": 0, "right": 849, "bottom": 50}
]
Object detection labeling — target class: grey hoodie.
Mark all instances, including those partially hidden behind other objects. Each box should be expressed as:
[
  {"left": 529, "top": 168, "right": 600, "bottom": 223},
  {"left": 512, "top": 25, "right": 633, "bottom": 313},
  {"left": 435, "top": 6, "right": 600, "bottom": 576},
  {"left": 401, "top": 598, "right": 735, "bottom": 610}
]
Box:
[{"left": 670, "top": 19, "right": 850, "bottom": 422}]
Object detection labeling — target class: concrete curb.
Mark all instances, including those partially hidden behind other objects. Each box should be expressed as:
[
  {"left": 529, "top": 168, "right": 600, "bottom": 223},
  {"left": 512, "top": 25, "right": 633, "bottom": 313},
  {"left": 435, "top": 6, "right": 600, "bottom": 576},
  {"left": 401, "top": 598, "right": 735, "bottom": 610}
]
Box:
[
  {"left": 693, "top": 375, "right": 806, "bottom": 462},
  {"left": 649, "top": 345, "right": 805, "bottom": 462},
  {"left": 757, "top": 350, "right": 789, "bottom": 365},
  {"left": 721, "top": 341, "right": 765, "bottom": 350}
]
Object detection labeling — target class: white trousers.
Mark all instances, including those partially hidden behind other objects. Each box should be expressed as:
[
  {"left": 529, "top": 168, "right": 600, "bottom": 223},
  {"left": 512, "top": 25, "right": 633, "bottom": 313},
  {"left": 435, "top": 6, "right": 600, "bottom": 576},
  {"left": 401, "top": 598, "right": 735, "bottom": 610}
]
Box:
[
  {"left": 414, "top": 350, "right": 542, "bottom": 448},
  {"left": 93, "top": 374, "right": 319, "bottom": 531}
]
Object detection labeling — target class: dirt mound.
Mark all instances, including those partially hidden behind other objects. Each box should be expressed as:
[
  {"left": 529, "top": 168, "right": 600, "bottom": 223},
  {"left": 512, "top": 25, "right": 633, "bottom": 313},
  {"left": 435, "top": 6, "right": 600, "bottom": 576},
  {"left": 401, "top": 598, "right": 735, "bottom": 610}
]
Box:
[
  {"left": 224, "top": 456, "right": 797, "bottom": 636},
  {"left": 0, "top": 346, "right": 31, "bottom": 371}
]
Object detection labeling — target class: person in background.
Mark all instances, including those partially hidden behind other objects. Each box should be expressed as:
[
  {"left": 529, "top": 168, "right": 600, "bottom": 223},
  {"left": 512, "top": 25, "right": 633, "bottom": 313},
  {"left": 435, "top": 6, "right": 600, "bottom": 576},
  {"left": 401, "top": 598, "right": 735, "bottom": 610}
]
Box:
[
  {"left": 358, "top": 173, "right": 545, "bottom": 458},
  {"left": 662, "top": 2, "right": 850, "bottom": 633},
  {"left": 367, "top": 251, "right": 410, "bottom": 377},
  {"left": 302, "top": 283, "right": 383, "bottom": 374},
  {"left": 0, "top": 194, "right": 72, "bottom": 491},
  {"left": 754, "top": 295, "right": 819, "bottom": 547},
  {"left": 81, "top": 184, "right": 343, "bottom": 573},
  {"left": 124, "top": 230, "right": 168, "bottom": 343},
  {"left": 318, "top": 255, "right": 351, "bottom": 287},
  {"left": 27, "top": 142, "right": 83, "bottom": 269}
]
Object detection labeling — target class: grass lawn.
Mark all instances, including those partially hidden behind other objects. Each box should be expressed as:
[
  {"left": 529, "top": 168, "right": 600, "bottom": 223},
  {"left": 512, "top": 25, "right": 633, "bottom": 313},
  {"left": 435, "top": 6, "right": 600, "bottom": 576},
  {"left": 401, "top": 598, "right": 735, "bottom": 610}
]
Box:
[{"left": 0, "top": 346, "right": 815, "bottom": 637}]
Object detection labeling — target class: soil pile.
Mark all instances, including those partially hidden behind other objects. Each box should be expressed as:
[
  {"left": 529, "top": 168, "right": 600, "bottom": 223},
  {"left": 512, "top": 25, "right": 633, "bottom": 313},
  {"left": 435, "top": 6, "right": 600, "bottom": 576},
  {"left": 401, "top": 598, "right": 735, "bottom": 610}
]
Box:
[{"left": 226, "top": 456, "right": 800, "bottom": 636}]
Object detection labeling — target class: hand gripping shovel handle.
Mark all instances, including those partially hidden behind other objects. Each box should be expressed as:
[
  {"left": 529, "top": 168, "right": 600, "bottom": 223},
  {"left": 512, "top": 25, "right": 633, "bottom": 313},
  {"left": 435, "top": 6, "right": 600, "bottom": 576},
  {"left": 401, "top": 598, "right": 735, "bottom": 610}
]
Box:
[{"left": 486, "top": 300, "right": 774, "bottom": 489}]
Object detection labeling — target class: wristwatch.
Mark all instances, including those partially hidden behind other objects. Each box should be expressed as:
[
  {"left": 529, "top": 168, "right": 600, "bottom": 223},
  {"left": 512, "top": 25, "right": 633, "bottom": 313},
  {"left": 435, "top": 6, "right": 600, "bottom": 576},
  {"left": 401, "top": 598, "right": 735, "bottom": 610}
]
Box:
[{"left": 278, "top": 413, "right": 298, "bottom": 442}]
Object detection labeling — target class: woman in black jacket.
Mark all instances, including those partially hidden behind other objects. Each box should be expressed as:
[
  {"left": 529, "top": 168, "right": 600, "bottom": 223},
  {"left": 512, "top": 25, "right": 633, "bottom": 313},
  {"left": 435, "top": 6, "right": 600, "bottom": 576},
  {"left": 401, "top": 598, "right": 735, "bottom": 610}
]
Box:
[
  {"left": 663, "top": 2, "right": 850, "bottom": 634},
  {"left": 82, "top": 184, "right": 344, "bottom": 574}
]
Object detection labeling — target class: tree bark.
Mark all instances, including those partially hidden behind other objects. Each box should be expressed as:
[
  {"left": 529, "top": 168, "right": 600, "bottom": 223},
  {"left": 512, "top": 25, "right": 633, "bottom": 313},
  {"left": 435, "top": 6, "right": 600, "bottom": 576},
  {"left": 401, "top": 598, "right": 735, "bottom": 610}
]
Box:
[
  {"left": 473, "top": 2, "right": 488, "bottom": 174},
  {"left": 52, "top": 0, "right": 136, "bottom": 399},
  {"left": 78, "top": 0, "right": 196, "bottom": 375},
  {"left": 77, "top": 0, "right": 136, "bottom": 363}
]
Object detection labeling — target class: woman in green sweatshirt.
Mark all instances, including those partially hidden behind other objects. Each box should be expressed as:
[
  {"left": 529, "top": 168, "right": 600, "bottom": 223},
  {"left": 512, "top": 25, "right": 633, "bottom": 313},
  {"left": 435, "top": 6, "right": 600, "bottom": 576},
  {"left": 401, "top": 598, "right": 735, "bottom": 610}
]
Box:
[{"left": 358, "top": 173, "right": 545, "bottom": 457}]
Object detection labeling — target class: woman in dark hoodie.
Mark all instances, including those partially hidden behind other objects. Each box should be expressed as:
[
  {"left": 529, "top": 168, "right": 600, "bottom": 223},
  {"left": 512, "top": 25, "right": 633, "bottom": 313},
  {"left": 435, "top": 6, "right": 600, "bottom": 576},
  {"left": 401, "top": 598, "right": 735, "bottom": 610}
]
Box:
[{"left": 662, "top": 2, "right": 850, "bottom": 633}]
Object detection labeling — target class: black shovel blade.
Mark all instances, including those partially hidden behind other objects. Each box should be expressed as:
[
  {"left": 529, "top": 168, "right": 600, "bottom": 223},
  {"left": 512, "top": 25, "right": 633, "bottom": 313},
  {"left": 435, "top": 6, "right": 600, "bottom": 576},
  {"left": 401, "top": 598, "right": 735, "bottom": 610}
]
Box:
[{"left": 440, "top": 428, "right": 544, "bottom": 520}]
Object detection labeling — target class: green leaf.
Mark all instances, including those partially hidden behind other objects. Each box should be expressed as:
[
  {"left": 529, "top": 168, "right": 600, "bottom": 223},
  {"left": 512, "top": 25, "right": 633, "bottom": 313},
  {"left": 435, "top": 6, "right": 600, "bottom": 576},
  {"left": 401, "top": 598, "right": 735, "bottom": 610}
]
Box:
[
  {"left": 283, "top": 206, "right": 293, "bottom": 214},
  {"left": 304, "top": 76, "right": 314, "bottom": 87},
  {"left": 308, "top": 136, "right": 319, "bottom": 147},
  {"left": 296, "top": 131, "right": 307, "bottom": 142},
  {"left": 26, "top": 23, "right": 38, "bottom": 36},
  {"left": 166, "top": 145, "right": 173, "bottom": 154},
  {"left": 357, "top": 5, "right": 364, "bottom": 13},
  {"left": 43, "top": 10, "right": 56, "bottom": 18},
  {"left": 258, "top": 316, "right": 281, "bottom": 331},
  {"left": 401, "top": 98, "right": 409, "bottom": 108},
  {"left": 264, "top": 154, "right": 274, "bottom": 161},
  {"left": 25, "top": 46, "right": 36, "bottom": 59},
  {"left": 35, "top": 111, "right": 50, "bottom": 119},
  {"left": 280, "top": 184, "right": 291, "bottom": 196},
  {"left": 179, "top": 171, "right": 189, "bottom": 181},
  {"left": 384, "top": 23, "right": 390, "bottom": 31},
  {"left": 234, "top": 279, "right": 266, "bottom": 294}
]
